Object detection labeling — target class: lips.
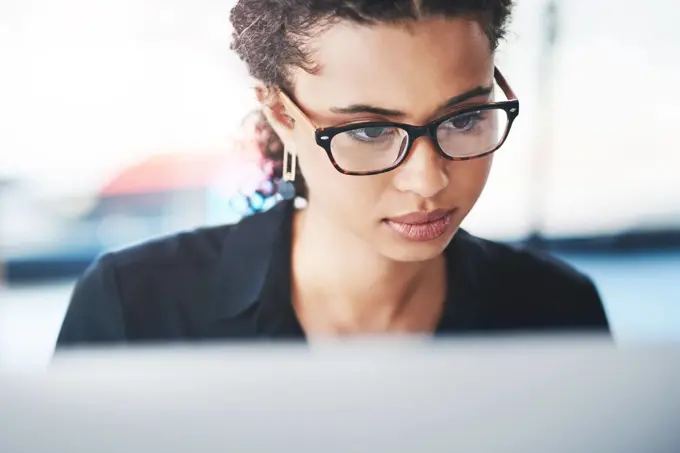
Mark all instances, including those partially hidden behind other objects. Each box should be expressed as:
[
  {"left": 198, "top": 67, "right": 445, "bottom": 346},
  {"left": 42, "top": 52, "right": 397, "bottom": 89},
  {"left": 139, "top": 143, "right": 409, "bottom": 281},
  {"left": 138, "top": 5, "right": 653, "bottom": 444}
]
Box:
[
  {"left": 386, "top": 209, "right": 451, "bottom": 225},
  {"left": 384, "top": 209, "right": 455, "bottom": 242}
]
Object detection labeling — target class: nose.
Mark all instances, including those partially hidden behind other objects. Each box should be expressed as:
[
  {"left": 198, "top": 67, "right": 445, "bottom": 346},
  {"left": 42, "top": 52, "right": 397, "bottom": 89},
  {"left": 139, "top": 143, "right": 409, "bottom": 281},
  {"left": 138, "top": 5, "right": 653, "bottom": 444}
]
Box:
[{"left": 392, "top": 136, "right": 449, "bottom": 198}]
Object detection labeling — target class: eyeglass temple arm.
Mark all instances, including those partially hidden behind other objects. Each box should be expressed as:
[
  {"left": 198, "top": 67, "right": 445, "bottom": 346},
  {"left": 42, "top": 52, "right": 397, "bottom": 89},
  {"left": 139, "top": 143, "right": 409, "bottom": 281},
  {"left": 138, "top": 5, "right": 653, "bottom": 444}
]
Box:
[
  {"left": 277, "top": 89, "right": 318, "bottom": 129},
  {"left": 494, "top": 67, "right": 517, "bottom": 101}
]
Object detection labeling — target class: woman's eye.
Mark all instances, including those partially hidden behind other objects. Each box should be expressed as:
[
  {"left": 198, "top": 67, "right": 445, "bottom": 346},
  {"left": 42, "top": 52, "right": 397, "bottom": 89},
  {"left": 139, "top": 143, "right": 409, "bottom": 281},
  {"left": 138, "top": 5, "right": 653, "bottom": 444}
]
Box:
[
  {"left": 443, "top": 111, "right": 483, "bottom": 132},
  {"left": 348, "top": 126, "right": 396, "bottom": 141}
]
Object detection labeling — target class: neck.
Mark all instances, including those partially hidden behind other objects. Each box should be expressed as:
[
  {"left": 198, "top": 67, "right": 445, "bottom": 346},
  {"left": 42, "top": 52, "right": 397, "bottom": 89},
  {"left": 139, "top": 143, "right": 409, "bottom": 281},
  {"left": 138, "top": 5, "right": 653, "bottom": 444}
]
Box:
[{"left": 291, "top": 203, "right": 446, "bottom": 334}]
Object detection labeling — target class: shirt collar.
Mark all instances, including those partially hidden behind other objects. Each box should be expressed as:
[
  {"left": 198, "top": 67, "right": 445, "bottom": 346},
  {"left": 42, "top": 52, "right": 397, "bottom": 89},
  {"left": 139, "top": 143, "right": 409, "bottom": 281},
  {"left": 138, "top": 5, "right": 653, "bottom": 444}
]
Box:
[
  {"left": 214, "top": 199, "right": 295, "bottom": 321},
  {"left": 436, "top": 229, "right": 486, "bottom": 333}
]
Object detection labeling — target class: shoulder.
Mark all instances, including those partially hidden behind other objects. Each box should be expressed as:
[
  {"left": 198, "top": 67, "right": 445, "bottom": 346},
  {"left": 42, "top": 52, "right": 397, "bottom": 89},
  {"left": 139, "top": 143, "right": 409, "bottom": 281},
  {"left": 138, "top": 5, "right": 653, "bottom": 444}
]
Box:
[
  {"left": 456, "top": 229, "right": 592, "bottom": 288},
  {"left": 106, "top": 223, "right": 234, "bottom": 270},
  {"left": 453, "top": 230, "right": 609, "bottom": 331},
  {"left": 57, "top": 223, "right": 235, "bottom": 345},
  {"left": 57, "top": 203, "right": 289, "bottom": 346},
  {"left": 88, "top": 197, "right": 289, "bottom": 282}
]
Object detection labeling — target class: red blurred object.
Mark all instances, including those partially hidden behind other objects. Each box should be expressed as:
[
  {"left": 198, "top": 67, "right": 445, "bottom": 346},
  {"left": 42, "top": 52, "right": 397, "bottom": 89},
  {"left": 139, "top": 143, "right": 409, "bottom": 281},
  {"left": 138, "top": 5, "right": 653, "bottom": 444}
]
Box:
[{"left": 100, "top": 153, "right": 234, "bottom": 196}]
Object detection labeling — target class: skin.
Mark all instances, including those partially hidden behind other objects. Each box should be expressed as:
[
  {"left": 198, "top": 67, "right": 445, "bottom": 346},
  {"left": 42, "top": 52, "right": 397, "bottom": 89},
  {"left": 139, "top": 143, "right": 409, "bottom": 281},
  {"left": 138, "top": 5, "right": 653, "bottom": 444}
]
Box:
[{"left": 259, "top": 17, "right": 496, "bottom": 334}]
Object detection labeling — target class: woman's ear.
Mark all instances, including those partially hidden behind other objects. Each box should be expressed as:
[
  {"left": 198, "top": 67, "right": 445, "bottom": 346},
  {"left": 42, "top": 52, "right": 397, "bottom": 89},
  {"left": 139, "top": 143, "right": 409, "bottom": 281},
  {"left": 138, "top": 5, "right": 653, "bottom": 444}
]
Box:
[{"left": 254, "top": 84, "right": 295, "bottom": 141}]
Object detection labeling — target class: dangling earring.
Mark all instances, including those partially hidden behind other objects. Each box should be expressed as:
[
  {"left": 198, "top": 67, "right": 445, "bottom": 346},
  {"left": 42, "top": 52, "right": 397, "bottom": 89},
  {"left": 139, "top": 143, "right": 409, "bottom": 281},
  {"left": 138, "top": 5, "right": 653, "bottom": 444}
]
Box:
[{"left": 277, "top": 147, "right": 297, "bottom": 200}]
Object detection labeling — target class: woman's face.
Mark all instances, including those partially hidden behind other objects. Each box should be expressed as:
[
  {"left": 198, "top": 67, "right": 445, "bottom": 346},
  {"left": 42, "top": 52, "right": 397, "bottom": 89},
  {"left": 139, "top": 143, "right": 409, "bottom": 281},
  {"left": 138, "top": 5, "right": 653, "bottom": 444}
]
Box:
[{"left": 281, "top": 17, "right": 496, "bottom": 263}]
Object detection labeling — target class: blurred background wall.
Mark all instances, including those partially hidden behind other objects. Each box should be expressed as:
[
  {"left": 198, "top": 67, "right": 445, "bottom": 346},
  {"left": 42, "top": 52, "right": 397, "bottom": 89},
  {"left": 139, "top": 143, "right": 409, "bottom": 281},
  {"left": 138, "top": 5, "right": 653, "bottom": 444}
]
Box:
[{"left": 1, "top": 0, "right": 679, "bottom": 370}]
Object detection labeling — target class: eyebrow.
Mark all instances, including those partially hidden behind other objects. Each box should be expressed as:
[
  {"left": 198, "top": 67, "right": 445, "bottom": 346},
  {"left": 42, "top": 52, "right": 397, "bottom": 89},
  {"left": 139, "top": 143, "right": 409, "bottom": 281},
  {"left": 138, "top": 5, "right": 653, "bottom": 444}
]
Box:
[{"left": 328, "top": 85, "right": 494, "bottom": 118}]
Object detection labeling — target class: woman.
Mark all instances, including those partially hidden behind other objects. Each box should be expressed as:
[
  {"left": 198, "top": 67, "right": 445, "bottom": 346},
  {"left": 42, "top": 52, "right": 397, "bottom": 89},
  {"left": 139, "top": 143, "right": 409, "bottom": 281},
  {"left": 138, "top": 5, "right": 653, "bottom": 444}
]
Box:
[{"left": 57, "top": 0, "right": 608, "bottom": 345}]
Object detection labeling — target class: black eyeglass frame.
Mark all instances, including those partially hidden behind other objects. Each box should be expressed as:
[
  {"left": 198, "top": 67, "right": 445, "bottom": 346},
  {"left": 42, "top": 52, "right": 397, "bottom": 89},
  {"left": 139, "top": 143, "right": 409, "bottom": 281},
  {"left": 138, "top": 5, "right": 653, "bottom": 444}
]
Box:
[{"left": 279, "top": 67, "right": 519, "bottom": 176}]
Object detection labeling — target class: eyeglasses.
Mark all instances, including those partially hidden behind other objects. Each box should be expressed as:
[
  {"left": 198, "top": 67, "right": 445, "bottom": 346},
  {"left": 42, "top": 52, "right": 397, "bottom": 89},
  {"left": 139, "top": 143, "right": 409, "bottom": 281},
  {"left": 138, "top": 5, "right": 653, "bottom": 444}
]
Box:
[{"left": 278, "top": 67, "right": 519, "bottom": 176}]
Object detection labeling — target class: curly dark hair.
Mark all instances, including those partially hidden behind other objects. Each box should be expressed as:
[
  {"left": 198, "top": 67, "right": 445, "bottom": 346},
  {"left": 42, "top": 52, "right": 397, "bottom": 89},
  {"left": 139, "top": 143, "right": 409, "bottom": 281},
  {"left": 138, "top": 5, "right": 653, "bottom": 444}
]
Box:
[{"left": 230, "top": 0, "right": 514, "bottom": 200}]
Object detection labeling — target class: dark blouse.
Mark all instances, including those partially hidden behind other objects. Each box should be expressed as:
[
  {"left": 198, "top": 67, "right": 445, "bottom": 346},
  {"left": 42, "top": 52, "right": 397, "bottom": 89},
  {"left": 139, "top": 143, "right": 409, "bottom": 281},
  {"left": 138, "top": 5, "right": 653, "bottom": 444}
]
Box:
[{"left": 56, "top": 199, "right": 609, "bottom": 346}]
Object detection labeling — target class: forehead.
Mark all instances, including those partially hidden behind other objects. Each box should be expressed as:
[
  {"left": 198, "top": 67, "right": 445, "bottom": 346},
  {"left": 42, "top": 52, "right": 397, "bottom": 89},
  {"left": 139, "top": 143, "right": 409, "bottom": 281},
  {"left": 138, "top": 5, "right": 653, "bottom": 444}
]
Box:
[{"left": 290, "top": 17, "right": 494, "bottom": 122}]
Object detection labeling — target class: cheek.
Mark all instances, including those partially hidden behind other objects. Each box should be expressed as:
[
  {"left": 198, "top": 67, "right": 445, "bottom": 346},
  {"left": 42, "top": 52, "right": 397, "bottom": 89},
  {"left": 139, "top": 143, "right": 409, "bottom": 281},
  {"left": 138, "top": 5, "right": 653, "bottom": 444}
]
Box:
[
  {"left": 446, "top": 155, "right": 493, "bottom": 201},
  {"left": 296, "top": 139, "right": 388, "bottom": 214},
  {"left": 295, "top": 136, "right": 341, "bottom": 196}
]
